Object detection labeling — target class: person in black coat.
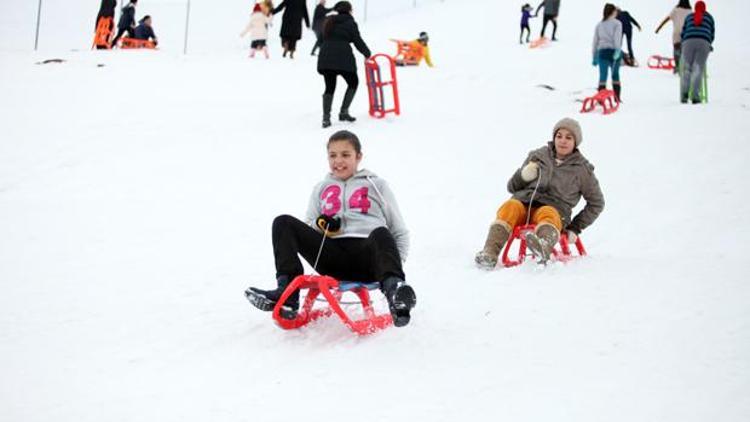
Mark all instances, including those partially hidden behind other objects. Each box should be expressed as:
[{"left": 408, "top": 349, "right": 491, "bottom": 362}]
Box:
[
  {"left": 317, "top": 1, "right": 371, "bottom": 128},
  {"left": 311, "top": 0, "right": 333, "bottom": 56},
  {"left": 112, "top": 0, "right": 137, "bottom": 47},
  {"left": 273, "top": 0, "right": 310, "bottom": 58},
  {"left": 617, "top": 8, "right": 642, "bottom": 66},
  {"left": 94, "top": 0, "right": 117, "bottom": 49},
  {"left": 134, "top": 15, "right": 158, "bottom": 45}
]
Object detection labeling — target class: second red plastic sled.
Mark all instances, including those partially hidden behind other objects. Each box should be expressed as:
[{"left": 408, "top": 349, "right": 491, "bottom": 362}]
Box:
[
  {"left": 580, "top": 89, "right": 619, "bottom": 115},
  {"left": 647, "top": 55, "right": 675, "bottom": 71},
  {"left": 365, "top": 54, "right": 401, "bottom": 119},
  {"left": 501, "top": 224, "right": 587, "bottom": 267},
  {"left": 272, "top": 275, "right": 393, "bottom": 335}
]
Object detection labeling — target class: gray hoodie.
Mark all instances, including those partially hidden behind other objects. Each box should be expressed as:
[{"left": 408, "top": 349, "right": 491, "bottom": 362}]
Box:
[
  {"left": 592, "top": 18, "right": 623, "bottom": 57},
  {"left": 305, "top": 169, "right": 410, "bottom": 260}
]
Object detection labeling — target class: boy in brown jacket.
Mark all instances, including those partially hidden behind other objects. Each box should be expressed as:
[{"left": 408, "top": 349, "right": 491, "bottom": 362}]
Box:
[{"left": 475, "top": 118, "right": 605, "bottom": 267}]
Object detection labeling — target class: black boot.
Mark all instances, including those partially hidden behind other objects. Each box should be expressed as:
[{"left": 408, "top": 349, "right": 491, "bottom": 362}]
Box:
[
  {"left": 245, "top": 275, "right": 299, "bottom": 319},
  {"left": 322, "top": 94, "right": 333, "bottom": 128},
  {"left": 339, "top": 88, "right": 357, "bottom": 122},
  {"left": 613, "top": 83, "right": 622, "bottom": 102},
  {"left": 381, "top": 276, "right": 416, "bottom": 327},
  {"left": 597, "top": 83, "right": 606, "bottom": 92}
]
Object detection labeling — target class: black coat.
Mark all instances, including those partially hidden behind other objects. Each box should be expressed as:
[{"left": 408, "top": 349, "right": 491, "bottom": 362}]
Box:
[
  {"left": 273, "top": 0, "right": 310, "bottom": 41},
  {"left": 134, "top": 23, "right": 156, "bottom": 41},
  {"left": 118, "top": 4, "right": 136, "bottom": 30},
  {"left": 312, "top": 5, "right": 333, "bottom": 33},
  {"left": 617, "top": 10, "right": 640, "bottom": 35},
  {"left": 317, "top": 14, "right": 371, "bottom": 72}
]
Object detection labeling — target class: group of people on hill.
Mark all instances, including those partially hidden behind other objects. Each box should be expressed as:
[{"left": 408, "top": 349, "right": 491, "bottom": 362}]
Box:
[
  {"left": 519, "top": 0, "right": 562, "bottom": 44},
  {"left": 95, "top": 0, "right": 158, "bottom": 49}
]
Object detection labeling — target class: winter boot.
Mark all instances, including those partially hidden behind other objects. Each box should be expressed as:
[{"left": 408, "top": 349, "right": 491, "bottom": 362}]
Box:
[
  {"left": 381, "top": 276, "right": 416, "bottom": 327},
  {"left": 339, "top": 88, "right": 357, "bottom": 122},
  {"left": 322, "top": 94, "right": 333, "bottom": 128},
  {"left": 613, "top": 82, "right": 622, "bottom": 103},
  {"left": 524, "top": 223, "right": 560, "bottom": 265},
  {"left": 597, "top": 83, "right": 606, "bottom": 92},
  {"left": 474, "top": 221, "right": 511, "bottom": 270},
  {"left": 244, "top": 275, "right": 299, "bottom": 319}
]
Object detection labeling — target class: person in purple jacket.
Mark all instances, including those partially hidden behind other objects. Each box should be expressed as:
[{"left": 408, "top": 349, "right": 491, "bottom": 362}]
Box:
[{"left": 520, "top": 4, "right": 535, "bottom": 44}]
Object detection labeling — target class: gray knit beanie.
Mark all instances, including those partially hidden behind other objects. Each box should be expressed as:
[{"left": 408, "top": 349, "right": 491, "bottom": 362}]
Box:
[{"left": 553, "top": 117, "right": 583, "bottom": 147}]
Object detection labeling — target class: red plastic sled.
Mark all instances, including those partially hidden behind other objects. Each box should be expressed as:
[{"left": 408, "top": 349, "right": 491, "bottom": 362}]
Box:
[
  {"left": 580, "top": 89, "right": 619, "bottom": 115},
  {"left": 529, "top": 37, "right": 549, "bottom": 49},
  {"left": 501, "top": 224, "right": 587, "bottom": 267},
  {"left": 272, "top": 275, "right": 393, "bottom": 336},
  {"left": 647, "top": 55, "right": 675, "bottom": 70},
  {"left": 365, "top": 54, "right": 401, "bottom": 119},
  {"left": 119, "top": 37, "right": 157, "bottom": 49}
]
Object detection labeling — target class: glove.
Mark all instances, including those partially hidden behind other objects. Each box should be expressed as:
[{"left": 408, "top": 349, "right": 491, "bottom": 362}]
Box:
[
  {"left": 316, "top": 214, "right": 341, "bottom": 235},
  {"left": 613, "top": 49, "right": 622, "bottom": 61},
  {"left": 521, "top": 161, "right": 539, "bottom": 182},
  {"left": 566, "top": 230, "right": 578, "bottom": 244},
  {"left": 592, "top": 57, "right": 599, "bottom": 66}
]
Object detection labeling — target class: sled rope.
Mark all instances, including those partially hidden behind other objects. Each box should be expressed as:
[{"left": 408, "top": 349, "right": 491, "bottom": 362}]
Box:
[{"left": 525, "top": 164, "right": 543, "bottom": 226}]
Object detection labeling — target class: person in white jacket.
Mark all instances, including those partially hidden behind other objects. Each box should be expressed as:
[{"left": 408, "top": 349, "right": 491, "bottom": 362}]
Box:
[
  {"left": 592, "top": 3, "right": 623, "bottom": 101},
  {"left": 245, "top": 130, "right": 417, "bottom": 327},
  {"left": 240, "top": 3, "right": 272, "bottom": 58}
]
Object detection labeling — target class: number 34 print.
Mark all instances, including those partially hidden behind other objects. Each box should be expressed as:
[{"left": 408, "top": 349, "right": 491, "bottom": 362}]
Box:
[{"left": 321, "top": 185, "right": 371, "bottom": 216}]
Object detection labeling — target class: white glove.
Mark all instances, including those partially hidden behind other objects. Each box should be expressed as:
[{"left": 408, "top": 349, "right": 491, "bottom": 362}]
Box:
[
  {"left": 521, "top": 161, "right": 539, "bottom": 182},
  {"left": 566, "top": 230, "right": 578, "bottom": 244}
]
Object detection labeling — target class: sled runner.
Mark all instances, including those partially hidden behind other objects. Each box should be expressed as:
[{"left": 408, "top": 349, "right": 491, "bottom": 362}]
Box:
[
  {"left": 119, "top": 37, "right": 157, "bottom": 49},
  {"left": 501, "top": 224, "right": 587, "bottom": 267},
  {"left": 529, "top": 37, "right": 549, "bottom": 49},
  {"left": 647, "top": 55, "right": 675, "bottom": 70},
  {"left": 365, "top": 54, "right": 401, "bottom": 119},
  {"left": 272, "top": 275, "right": 393, "bottom": 335},
  {"left": 93, "top": 17, "right": 114, "bottom": 49},
  {"left": 580, "top": 89, "right": 619, "bottom": 115}
]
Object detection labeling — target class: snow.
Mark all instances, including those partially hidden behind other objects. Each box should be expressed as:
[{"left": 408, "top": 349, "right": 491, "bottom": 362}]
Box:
[{"left": 1, "top": 0, "right": 749, "bottom": 421}]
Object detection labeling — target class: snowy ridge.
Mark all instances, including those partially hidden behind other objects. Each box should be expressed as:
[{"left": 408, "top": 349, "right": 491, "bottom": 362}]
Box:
[{"left": 1, "top": 0, "right": 749, "bottom": 421}]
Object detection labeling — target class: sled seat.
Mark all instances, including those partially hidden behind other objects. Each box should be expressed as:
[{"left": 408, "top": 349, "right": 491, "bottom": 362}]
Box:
[
  {"left": 272, "top": 275, "right": 392, "bottom": 336},
  {"left": 120, "top": 37, "right": 157, "bottom": 49},
  {"left": 501, "top": 224, "right": 587, "bottom": 267}
]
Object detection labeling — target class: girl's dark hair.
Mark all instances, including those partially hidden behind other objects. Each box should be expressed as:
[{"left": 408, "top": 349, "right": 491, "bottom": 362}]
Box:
[
  {"left": 324, "top": 1, "right": 352, "bottom": 37},
  {"left": 602, "top": 3, "right": 616, "bottom": 21},
  {"left": 677, "top": 0, "right": 692, "bottom": 9},
  {"left": 327, "top": 130, "right": 362, "bottom": 155}
]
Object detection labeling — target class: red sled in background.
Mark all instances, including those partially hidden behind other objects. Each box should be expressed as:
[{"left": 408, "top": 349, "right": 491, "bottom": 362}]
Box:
[
  {"left": 272, "top": 275, "right": 393, "bottom": 336},
  {"left": 365, "top": 54, "right": 400, "bottom": 119},
  {"left": 647, "top": 55, "right": 675, "bottom": 71},
  {"left": 580, "top": 89, "right": 619, "bottom": 115},
  {"left": 501, "top": 224, "right": 587, "bottom": 267}
]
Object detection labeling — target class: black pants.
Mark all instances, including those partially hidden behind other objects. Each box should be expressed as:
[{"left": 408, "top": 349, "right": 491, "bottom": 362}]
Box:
[
  {"left": 111, "top": 27, "right": 132, "bottom": 47},
  {"left": 272, "top": 215, "right": 405, "bottom": 284},
  {"left": 540, "top": 14, "right": 557, "bottom": 39},
  {"left": 623, "top": 30, "right": 634, "bottom": 58},
  {"left": 282, "top": 38, "right": 298, "bottom": 52},
  {"left": 520, "top": 23, "right": 530, "bottom": 42},
  {"left": 319, "top": 69, "right": 358, "bottom": 96}
]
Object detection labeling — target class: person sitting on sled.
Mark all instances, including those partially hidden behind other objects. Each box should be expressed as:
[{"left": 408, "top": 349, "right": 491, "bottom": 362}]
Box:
[
  {"left": 394, "top": 31, "right": 434, "bottom": 67},
  {"left": 245, "top": 130, "right": 417, "bottom": 327},
  {"left": 133, "top": 15, "right": 158, "bottom": 46},
  {"left": 475, "top": 118, "right": 604, "bottom": 268}
]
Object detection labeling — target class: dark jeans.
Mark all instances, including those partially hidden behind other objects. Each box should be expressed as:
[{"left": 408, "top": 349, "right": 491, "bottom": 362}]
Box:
[
  {"left": 597, "top": 48, "right": 621, "bottom": 85},
  {"left": 541, "top": 14, "right": 557, "bottom": 39},
  {"left": 623, "top": 30, "right": 634, "bottom": 58},
  {"left": 272, "top": 215, "right": 405, "bottom": 284},
  {"left": 111, "top": 27, "right": 132, "bottom": 47},
  {"left": 520, "top": 23, "right": 530, "bottom": 42},
  {"left": 319, "top": 69, "right": 358, "bottom": 96},
  {"left": 311, "top": 29, "right": 323, "bottom": 55}
]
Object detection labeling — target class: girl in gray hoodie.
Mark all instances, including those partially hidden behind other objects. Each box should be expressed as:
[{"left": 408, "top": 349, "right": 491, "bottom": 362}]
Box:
[
  {"left": 245, "top": 130, "right": 416, "bottom": 327},
  {"left": 592, "top": 3, "right": 624, "bottom": 101}
]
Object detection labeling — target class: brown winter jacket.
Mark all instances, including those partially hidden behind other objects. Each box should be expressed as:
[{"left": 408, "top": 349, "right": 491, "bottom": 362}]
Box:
[{"left": 507, "top": 142, "right": 604, "bottom": 234}]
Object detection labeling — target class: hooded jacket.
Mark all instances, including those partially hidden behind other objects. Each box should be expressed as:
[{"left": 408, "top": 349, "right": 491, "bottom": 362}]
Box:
[
  {"left": 507, "top": 143, "right": 604, "bottom": 233},
  {"left": 317, "top": 13, "right": 371, "bottom": 73},
  {"left": 305, "top": 169, "right": 409, "bottom": 260}
]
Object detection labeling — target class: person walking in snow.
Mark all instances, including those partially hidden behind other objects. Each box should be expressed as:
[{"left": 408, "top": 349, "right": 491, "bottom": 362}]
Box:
[
  {"left": 680, "top": 1, "right": 714, "bottom": 104},
  {"left": 616, "top": 8, "right": 641, "bottom": 66},
  {"left": 535, "top": 0, "right": 561, "bottom": 41},
  {"left": 112, "top": 0, "right": 137, "bottom": 48},
  {"left": 240, "top": 3, "right": 273, "bottom": 58},
  {"left": 592, "top": 3, "right": 623, "bottom": 102},
  {"left": 273, "top": 0, "right": 310, "bottom": 58},
  {"left": 245, "top": 130, "right": 416, "bottom": 327},
  {"left": 655, "top": 0, "right": 693, "bottom": 74},
  {"left": 311, "top": 0, "right": 333, "bottom": 56},
  {"left": 520, "top": 4, "right": 535, "bottom": 44},
  {"left": 317, "top": 1, "right": 371, "bottom": 128},
  {"left": 475, "top": 118, "right": 604, "bottom": 268}
]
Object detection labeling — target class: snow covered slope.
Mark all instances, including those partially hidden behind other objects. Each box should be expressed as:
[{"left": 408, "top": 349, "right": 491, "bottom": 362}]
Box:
[{"left": 1, "top": 0, "right": 749, "bottom": 421}]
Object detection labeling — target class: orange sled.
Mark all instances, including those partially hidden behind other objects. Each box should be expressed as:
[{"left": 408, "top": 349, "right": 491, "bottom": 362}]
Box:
[
  {"left": 272, "top": 275, "right": 393, "bottom": 336},
  {"left": 390, "top": 39, "right": 426, "bottom": 65},
  {"left": 119, "top": 37, "right": 157, "bottom": 49},
  {"left": 501, "top": 224, "right": 587, "bottom": 267}
]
